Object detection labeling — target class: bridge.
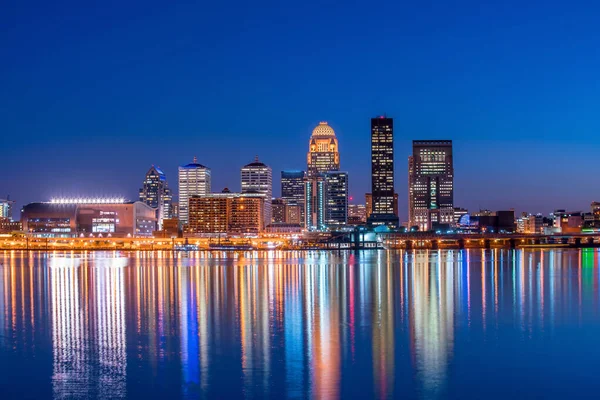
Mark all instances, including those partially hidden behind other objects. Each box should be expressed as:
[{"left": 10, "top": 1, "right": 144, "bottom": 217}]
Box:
[{"left": 311, "top": 230, "right": 600, "bottom": 250}]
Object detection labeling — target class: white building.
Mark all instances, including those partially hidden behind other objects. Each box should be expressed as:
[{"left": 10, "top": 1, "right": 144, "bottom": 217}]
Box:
[
  {"left": 178, "top": 157, "right": 211, "bottom": 225},
  {"left": 241, "top": 156, "right": 272, "bottom": 228}
]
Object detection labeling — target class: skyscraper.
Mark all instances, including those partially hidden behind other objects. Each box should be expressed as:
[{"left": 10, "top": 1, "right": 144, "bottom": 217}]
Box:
[
  {"left": 408, "top": 140, "right": 454, "bottom": 231},
  {"left": 306, "top": 122, "right": 340, "bottom": 178},
  {"left": 241, "top": 156, "right": 272, "bottom": 228},
  {"left": 139, "top": 165, "right": 173, "bottom": 228},
  {"left": 281, "top": 170, "right": 305, "bottom": 203},
  {"left": 178, "top": 157, "right": 211, "bottom": 225},
  {"left": 368, "top": 116, "right": 399, "bottom": 227},
  {"left": 305, "top": 122, "right": 345, "bottom": 230},
  {"left": 323, "top": 171, "right": 348, "bottom": 227},
  {"left": 281, "top": 170, "right": 305, "bottom": 225}
]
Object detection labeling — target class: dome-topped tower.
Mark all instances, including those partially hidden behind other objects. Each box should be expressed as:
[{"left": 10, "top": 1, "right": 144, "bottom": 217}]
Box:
[
  {"left": 311, "top": 121, "right": 336, "bottom": 137},
  {"left": 307, "top": 122, "right": 340, "bottom": 177}
]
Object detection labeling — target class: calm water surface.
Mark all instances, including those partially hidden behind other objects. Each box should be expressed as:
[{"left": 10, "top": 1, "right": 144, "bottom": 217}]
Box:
[{"left": 1, "top": 249, "right": 599, "bottom": 399}]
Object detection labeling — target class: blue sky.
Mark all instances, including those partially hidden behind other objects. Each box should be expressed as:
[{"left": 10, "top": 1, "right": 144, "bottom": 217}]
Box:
[{"left": 2, "top": 0, "right": 599, "bottom": 220}]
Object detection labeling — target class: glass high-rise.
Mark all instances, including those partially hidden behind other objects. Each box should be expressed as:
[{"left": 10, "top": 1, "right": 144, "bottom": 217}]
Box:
[
  {"left": 324, "top": 171, "right": 348, "bottom": 227},
  {"left": 281, "top": 170, "right": 305, "bottom": 225},
  {"left": 241, "top": 156, "right": 272, "bottom": 228},
  {"left": 368, "top": 116, "right": 399, "bottom": 227},
  {"left": 139, "top": 166, "right": 172, "bottom": 229},
  {"left": 408, "top": 140, "right": 454, "bottom": 231},
  {"left": 178, "top": 157, "right": 211, "bottom": 225}
]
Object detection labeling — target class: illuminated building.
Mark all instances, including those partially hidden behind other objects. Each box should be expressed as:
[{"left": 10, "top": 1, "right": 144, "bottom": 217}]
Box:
[
  {"left": 186, "top": 190, "right": 264, "bottom": 234},
  {"left": 281, "top": 170, "right": 305, "bottom": 225},
  {"left": 153, "top": 218, "right": 179, "bottom": 238},
  {"left": 323, "top": 171, "right": 348, "bottom": 227},
  {"left": 348, "top": 204, "right": 367, "bottom": 225},
  {"left": 178, "top": 157, "right": 211, "bottom": 225},
  {"left": 271, "top": 198, "right": 286, "bottom": 223},
  {"left": 305, "top": 122, "right": 345, "bottom": 230},
  {"left": 522, "top": 214, "right": 543, "bottom": 234},
  {"left": 21, "top": 198, "right": 156, "bottom": 237},
  {"left": 139, "top": 165, "right": 173, "bottom": 228},
  {"left": 368, "top": 116, "right": 399, "bottom": 227},
  {"left": 188, "top": 192, "right": 231, "bottom": 234},
  {"left": 0, "top": 198, "right": 15, "bottom": 220},
  {"left": 0, "top": 218, "right": 21, "bottom": 233},
  {"left": 366, "top": 193, "right": 398, "bottom": 220},
  {"left": 552, "top": 211, "right": 584, "bottom": 233},
  {"left": 304, "top": 176, "right": 325, "bottom": 230},
  {"left": 408, "top": 140, "right": 454, "bottom": 231},
  {"left": 286, "top": 203, "right": 302, "bottom": 224},
  {"left": 306, "top": 122, "right": 340, "bottom": 178},
  {"left": 241, "top": 156, "right": 272, "bottom": 228},
  {"left": 592, "top": 202, "right": 600, "bottom": 218},
  {"left": 229, "top": 193, "right": 264, "bottom": 234},
  {"left": 453, "top": 207, "right": 468, "bottom": 225}
]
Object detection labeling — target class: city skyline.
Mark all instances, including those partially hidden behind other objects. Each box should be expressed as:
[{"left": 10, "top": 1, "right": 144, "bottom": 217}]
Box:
[
  {"left": 4, "top": 122, "right": 600, "bottom": 223},
  {"left": 3, "top": 1, "right": 600, "bottom": 219}
]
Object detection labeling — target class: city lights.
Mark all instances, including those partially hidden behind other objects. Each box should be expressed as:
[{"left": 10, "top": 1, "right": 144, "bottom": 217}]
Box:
[{"left": 49, "top": 197, "right": 126, "bottom": 204}]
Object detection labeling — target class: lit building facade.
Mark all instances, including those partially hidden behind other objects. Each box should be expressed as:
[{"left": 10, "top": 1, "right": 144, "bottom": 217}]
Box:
[
  {"left": 453, "top": 207, "right": 468, "bottom": 225},
  {"left": 241, "top": 156, "right": 272, "bottom": 228},
  {"left": 348, "top": 204, "right": 367, "bottom": 225},
  {"left": 139, "top": 165, "right": 173, "bottom": 229},
  {"left": 305, "top": 122, "right": 345, "bottom": 230},
  {"left": 21, "top": 199, "right": 156, "bottom": 237},
  {"left": 366, "top": 193, "right": 398, "bottom": 220},
  {"left": 523, "top": 214, "right": 544, "bottom": 234},
  {"left": 188, "top": 194, "right": 230, "bottom": 234},
  {"left": 178, "top": 157, "right": 211, "bottom": 225},
  {"left": 281, "top": 170, "right": 305, "bottom": 225},
  {"left": 286, "top": 203, "right": 302, "bottom": 224},
  {"left": 0, "top": 198, "right": 15, "bottom": 220},
  {"left": 186, "top": 191, "right": 264, "bottom": 235},
  {"left": 307, "top": 122, "right": 340, "bottom": 178},
  {"left": 271, "top": 198, "right": 286, "bottom": 224},
  {"left": 592, "top": 202, "right": 600, "bottom": 219},
  {"left": 304, "top": 177, "right": 325, "bottom": 230},
  {"left": 408, "top": 140, "right": 454, "bottom": 231},
  {"left": 368, "top": 116, "right": 399, "bottom": 227},
  {"left": 324, "top": 171, "right": 348, "bottom": 227},
  {"left": 229, "top": 194, "right": 264, "bottom": 234}
]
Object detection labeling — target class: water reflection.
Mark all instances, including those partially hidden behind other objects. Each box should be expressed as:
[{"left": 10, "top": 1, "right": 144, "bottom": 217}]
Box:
[{"left": 0, "top": 249, "right": 599, "bottom": 399}]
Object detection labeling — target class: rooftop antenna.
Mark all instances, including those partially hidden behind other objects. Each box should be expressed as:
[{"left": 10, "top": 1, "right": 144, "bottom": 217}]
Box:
[{"left": 193, "top": 155, "right": 197, "bottom": 163}]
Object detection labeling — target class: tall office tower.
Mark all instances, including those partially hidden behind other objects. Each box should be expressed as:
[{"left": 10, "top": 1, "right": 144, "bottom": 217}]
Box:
[
  {"left": 241, "top": 156, "right": 272, "bottom": 229},
  {"left": 366, "top": 193, "right": 398, "bottom": 220},
  {"left": 368, "top": 116, "right": 399, "bottom": 227},
  {"left": 304, "top": 176, "right": 325, "bottom": 230},
  {"left": 281, "top": 170, "right": 305, "bottom": 225},
  {"left": 281, "top": 170, "right": 305, "bottom": 202},
  {"left": 307, "top": 122, "right": 340, "bottom": 178},
  {"left": 408, "top": 140, "right": 454, "bottom": 231},
  {"left": 139, "top": 165, "right": 173, "bottom": 229},
  {"left": 323, "top": 171, "right": 348, "bottom": 227},
  {"left": 178, "top": 157, "right": 211, "bottom": 225},
  {"left": 305, "top": 122, "right": 341, "bottom": 230}
]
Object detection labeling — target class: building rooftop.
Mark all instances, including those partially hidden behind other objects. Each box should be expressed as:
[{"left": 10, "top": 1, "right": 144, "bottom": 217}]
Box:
[
  {"left": 311, "top": 122, "right": 336, "bottom": 137},
  {"left": 180, "top": 156, "right": 209, "bottom": 169}
]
